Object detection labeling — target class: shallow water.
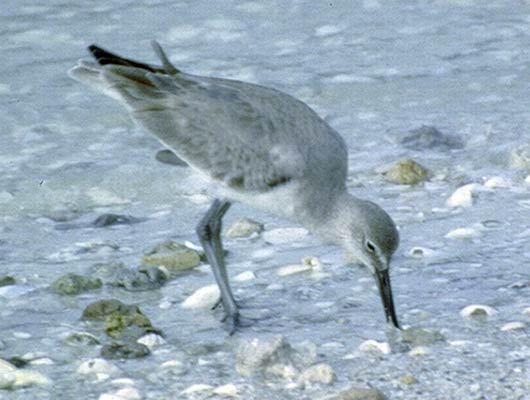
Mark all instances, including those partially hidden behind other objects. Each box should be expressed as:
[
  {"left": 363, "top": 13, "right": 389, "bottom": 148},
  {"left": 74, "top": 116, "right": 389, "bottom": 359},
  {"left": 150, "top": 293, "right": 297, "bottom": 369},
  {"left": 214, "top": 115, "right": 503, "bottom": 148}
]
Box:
[{"left": 1, "top": 0, "right": 529, "bottom": 399}]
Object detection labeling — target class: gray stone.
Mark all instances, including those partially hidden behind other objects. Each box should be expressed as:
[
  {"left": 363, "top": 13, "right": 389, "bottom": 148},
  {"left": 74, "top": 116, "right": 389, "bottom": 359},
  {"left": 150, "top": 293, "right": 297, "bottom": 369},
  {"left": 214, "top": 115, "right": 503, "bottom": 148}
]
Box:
[
  {"left": 93, "top": 213, "right": 142, "bottom": 227},
  {"left": 401, "top": 327, "right": 445, "bottom": 346},
  {"left": 64, "top": 332, "right": 100, "bottom": 346},
  {"left": 142, "top": 241, "right": 201, "bottom": 274},
  {"left": 81, "top": 299, "right": 138, "bottom": 321},
  {"left": 100, "top": 342, "right": 150, "bottom": 360},
  {"left": 401, "top": 125, "right": 464, "bottom": 151},
  {"left": 50, "top": 273, "right": 102, "bottom": 295},
  {"left": 226, "top": 217, "right": 264, "bottom": 238},
  {"left": 383, "top": 159, "right": 430, "bottom": 185},
  {"left": 155, "top": 149, "right": 188, "bottom": 166},
  {"left": 235, "top": 336, "right": 317, "bottom": 378},
  {"left": 321, "top": 387, "right": 388, "bottom": 400},
  {"left": 509, "top": 143, "right": 530, "bottom": 171},
  {"left": 0, "top": 276, "right": 15, "bottom": 287},
  {"left": 112, "top": 265, "right": 168, "bottom": 291}
]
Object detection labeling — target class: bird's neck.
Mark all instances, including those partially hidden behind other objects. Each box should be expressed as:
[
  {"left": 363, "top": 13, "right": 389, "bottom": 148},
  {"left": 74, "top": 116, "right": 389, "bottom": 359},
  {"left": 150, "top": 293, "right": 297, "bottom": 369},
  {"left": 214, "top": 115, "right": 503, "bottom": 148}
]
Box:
[{"left": 302, "top": 190, "right": 362, "bottom": 246}]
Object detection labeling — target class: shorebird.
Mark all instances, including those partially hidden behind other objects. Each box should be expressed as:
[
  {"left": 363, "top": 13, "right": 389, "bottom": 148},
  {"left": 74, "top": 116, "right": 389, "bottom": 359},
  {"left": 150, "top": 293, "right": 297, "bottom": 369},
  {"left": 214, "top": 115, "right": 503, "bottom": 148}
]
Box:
[{"left": 69, "top": 41, "right": 401, "bottom": 333}]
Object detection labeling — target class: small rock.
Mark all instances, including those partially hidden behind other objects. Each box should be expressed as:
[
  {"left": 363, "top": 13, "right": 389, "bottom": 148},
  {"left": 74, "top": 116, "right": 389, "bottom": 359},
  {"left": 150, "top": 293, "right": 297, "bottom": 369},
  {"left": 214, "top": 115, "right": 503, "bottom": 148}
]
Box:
[
  {"left": 358, "top": 340, "right": 391, "bottom": 355},
  {"left": 446, "top": 184, "right": 480, "bottom": 208},
  {"left": 115, "top": 387, "right": 143, "bottom": 400},
  {"left": 137, "top": 333, "right": 166, "bottom": 350},
  {"left": 408, "top": 346, "right": 430, "bottom": 356},
  {"left": 50, "top": 273, "right": 102, "bottom": 295},
  {"left": 181, "top": 384, "right": 214, "bottom": 396},
  {"left": 0, "top": 359, "right": 16, "bottom": 373},
  {"left": 382, "top": 159, "right": 430, "bottom": 185},
  {"left": 399, "top": 374, "right": 418, "bottom": 385},
  {"left": 509, "top": 143, "right": 530, "bottom": 171},
  {"left": 235, "top": 336, "right": 316, "bottom": 377},
  {"left": 142, "top": 241, "right": 201, "bottom": 273},
  {"left": 82, "top": 299, "right": 139, "bottom": 321},
  {"left": 277, "top": 256, "right": 321, "bottom": 276},
  {"left": 101, "top": 342, "right": 150, "bottom": 360},
  {"left": 320, "top": 387, "right": 389, "bottom": 400},
  {"left": 213, "top": 384, "right": 238, "bottom": 397},
  {"left": 181, "top": 285, "right": 220, "bottom": 309},
  {"left": 401, "top": 327, "right": 445, "bottom": 346},
  {"left": 78, "top": 358, "right": 121, "bottom": 377},
  {"left": 155, "top": 149, "right": 188, "bottom": 166},
  {"left": 112, "top": 266, "right": 168, "bottom": 291},
  {"left": 460, "top": 304, "right": 497, "bottom": 318},
  {"left": 0, "top": 370, "right": 50, "bottom": 389},
  {"left": 226, "top": 217, "right": 264, "bottom": 238},
  {"left": 104, "top": 310, "right": 155, "bottom": 340},
  {"left": 93, "top": 214, "right": 142, "bottom": 228},
  {"left": 298, "top": 363, "right": 335, "bottom": 387},
  {"left": 445, "top": 227, "right": 482, "bottom": 240},
  {"left": 523, "top": 307, "right": 530, "bottom": 316},
  {"left": 233, "top": 271, "right": 256, "bottom": 282},
  {"left": 0, "top": 276, "right": 15, "bottom": 287},
  {"left": 484, "top": 176, "right": 510, "bottom": 188},
  {"left": 400, "top": 125, "right": 464, "bottom": 151},
  {"left": 408, "top": 246, "right": 435, "bottom": 258},
  {"left": 500, "top": 322, "right": 526, "bottom": 331},
  {"left": 263, "top": 227, "right": 309, "bottom": 245}
]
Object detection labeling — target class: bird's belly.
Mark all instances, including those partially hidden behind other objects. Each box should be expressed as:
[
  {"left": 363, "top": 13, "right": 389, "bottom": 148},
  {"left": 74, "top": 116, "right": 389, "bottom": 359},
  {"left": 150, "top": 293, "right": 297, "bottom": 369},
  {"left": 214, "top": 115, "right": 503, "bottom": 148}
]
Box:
[{"left": 217, "top": 182, "right": 300, "bottom": 221}]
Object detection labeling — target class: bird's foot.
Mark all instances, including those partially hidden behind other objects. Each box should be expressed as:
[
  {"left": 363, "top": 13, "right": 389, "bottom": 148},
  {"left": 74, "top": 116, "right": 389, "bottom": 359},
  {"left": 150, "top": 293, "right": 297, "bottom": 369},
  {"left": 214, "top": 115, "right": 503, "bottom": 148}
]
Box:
[{"left": 221, "top": 310, "right": 241, "bottom": 335}]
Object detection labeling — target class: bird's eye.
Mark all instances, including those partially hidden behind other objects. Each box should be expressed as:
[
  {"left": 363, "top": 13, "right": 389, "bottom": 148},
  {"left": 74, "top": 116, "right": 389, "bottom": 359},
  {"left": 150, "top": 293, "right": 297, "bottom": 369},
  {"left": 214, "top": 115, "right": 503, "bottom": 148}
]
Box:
[{"left": 365, "top": 240, "right": 376, "bottom": 253}]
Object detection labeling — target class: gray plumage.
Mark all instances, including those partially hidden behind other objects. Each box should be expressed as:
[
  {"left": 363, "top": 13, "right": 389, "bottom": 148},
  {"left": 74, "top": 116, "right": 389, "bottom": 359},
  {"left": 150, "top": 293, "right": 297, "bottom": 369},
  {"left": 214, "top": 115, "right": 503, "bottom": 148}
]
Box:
[{"left": 69, "top": 41, "right": 401, "bottom": 332}]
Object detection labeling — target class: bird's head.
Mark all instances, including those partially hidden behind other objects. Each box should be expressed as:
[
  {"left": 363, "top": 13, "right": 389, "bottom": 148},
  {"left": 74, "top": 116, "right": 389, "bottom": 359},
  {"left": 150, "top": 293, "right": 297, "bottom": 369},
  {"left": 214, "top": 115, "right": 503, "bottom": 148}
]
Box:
[{"left": 341, "top": 199, "right": 401, "bottom": 328}]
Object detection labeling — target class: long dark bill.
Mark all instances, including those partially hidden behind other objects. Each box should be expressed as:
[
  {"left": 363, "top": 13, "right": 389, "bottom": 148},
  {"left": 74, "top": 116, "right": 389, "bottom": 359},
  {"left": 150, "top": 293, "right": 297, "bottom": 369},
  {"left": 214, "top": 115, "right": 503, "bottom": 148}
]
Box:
[{"left": 375, "top": 268, "right": 400, "bottom": 329}]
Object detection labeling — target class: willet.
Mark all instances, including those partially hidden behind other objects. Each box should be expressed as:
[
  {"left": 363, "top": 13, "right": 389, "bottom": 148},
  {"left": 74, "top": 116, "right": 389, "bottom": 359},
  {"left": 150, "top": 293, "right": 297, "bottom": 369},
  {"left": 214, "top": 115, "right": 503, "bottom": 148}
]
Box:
[{"left": 69, "top": 41, "right": 401, "bottom": 333}]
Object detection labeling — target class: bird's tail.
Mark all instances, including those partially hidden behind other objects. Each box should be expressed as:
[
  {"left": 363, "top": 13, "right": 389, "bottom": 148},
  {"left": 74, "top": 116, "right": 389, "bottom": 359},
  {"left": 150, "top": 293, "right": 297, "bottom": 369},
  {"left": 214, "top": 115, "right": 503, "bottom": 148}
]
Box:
[{"left": 68, "top": 41, "right": 179, "bottom": 107}]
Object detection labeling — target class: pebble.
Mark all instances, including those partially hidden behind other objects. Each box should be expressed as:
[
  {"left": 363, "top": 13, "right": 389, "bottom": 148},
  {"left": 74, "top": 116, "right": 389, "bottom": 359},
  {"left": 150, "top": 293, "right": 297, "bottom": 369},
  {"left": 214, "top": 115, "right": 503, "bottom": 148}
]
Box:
[
  {"left": 213, "top": 383, "right": 238, "bottom": 397},
  {"left": 181, "top": 284, "right": 220, "bottom": 309},
  {"left": 276, "top": 256, "right": 321, "bottom": 276},
  {"left": 408, "top": 246, "right": 436, "bottom": 259},
  {"left": 298, "top": 363, "right": 335, "bottom": 387},
  {"left": 320, "top": 387, "right": 389, "bottom": 400},
  {"left": 445, "top": 227, "right": 482, "bottom": 240},
  {"left": 0, "top": 369, "right": 50, "bottom": 389},
  {"left": 50, "top": 273, "right": 102, "bottom": 295},
  {"left": 0, "top": 275, "right": 16, "bottom": 287},
  {"left": 446, "top": 184, "right": 479, "bottom": 208},
  {"left": 500, "top": 322, "right": 526, "bottom": 331},
  {"left": 155, "top": 149, "right": 188, "bottom": 166},
  {"left": 113, "top": 266, "right": 168, "bottom": 291},
  {"left": 93, "top": 213, "right": 141, "bottom": 228},
  {"left": 181, "top": 384, "right": 214, "bottom": 396},
  {"left": 78, "top": 358, "right": 121, "bottom": 377},
  {"left": 100, "top": 342, "right": 150, "bottom": 360},
  {"left": 400, "top": 327, "right": 445, "bottom": 346},
  {"left": 141, "top": 241, "right": 201, "bottom": 273},
  {"left": 64, "top": 332, "right": 101, "bottom": 346},
  {"left": 263, "top": 227, "right": 309, "bottom": 245},
  {"left": 225, "top": 217, "right": 264, "bottom": 238},
  {"left": 137, "top": 333, "right": 166, "bottom": 350},
  {"left": 234, "top": 271, "right": 256, "bottom": 282},
  {"left": 382, "top": 159, "right": 430, "bottom": 185},
  {"left": 524, "top": 307, "right": 530, "bottom": 316},
  {"left": 460, "top": 304, "right": 497, "bottom": 318},
  {"left": 400, "top": 125, "right": 464, "bottom": 151},
  {"left": 408, "top": 346, "right": 431, "bottom": 356},
  {"left": 13, "top": 331, "right": 31, "bottom": 339},
  {"left": 484, "top": 176, "right": 510, "bottom": 188},
  {"left": 99, "top": 389, "right": 143, "bottom": 400},
  {"left": 399, "top": 374, "right": 418, "bottom": 385},
  {"left": 358, "top": 340, "right": 391, "bottom": 355},
  {"left": 509, "top": 143, "right": 530, "bottom": 171},
  {"left": 525, "top": 175, "right": 530, "bottom": 184}
]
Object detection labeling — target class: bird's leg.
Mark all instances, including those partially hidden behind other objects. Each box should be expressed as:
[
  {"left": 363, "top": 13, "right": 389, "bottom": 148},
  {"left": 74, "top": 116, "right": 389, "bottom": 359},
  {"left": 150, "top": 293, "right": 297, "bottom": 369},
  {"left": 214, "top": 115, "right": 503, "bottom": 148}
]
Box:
[{"left": 196, "top": 199, "right": 239, "bottom": 333}]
